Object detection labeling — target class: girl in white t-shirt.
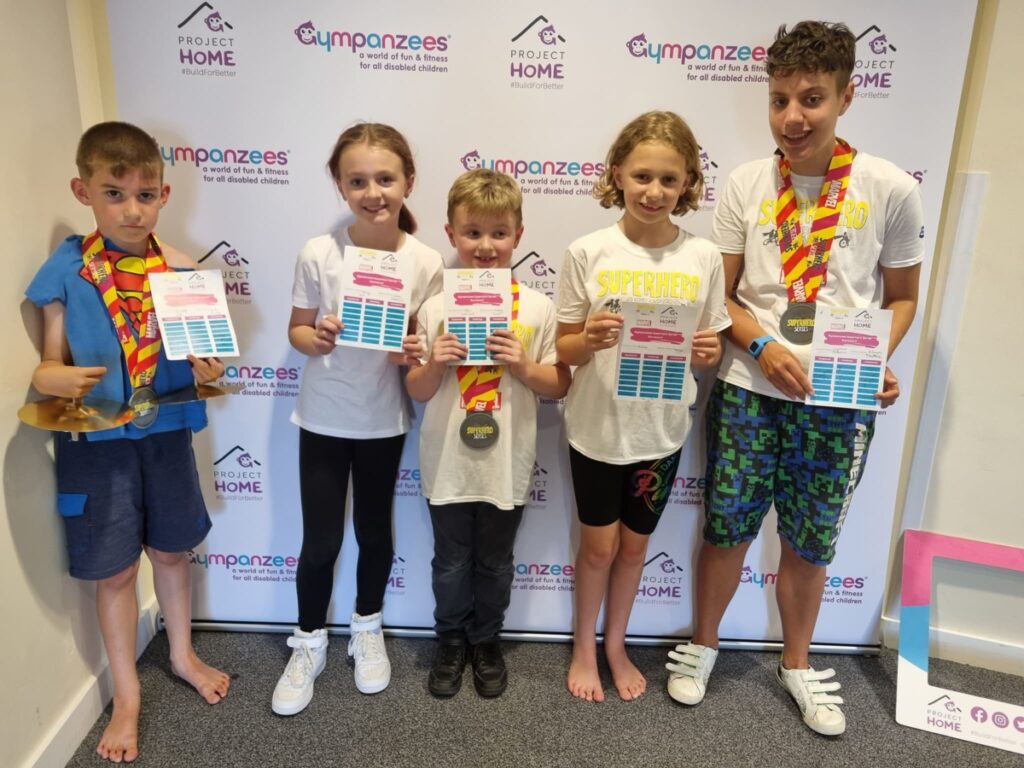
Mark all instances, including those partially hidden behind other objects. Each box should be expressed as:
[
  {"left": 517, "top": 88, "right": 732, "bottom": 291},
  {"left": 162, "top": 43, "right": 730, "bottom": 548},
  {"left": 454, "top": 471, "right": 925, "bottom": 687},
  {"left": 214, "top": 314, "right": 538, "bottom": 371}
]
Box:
[
  {"left": 557, "top": 112, "right": 731, "bottom": 702},
  {"left": 272, "top": 123, "right": 443, "bottom": 716}
]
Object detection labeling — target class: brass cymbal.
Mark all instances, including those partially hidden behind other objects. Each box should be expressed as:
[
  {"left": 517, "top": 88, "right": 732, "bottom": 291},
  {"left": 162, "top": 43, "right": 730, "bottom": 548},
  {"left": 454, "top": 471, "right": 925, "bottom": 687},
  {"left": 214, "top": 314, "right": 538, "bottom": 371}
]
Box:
[{"left": 18, "top": 397, "right": 133, "bottom": 433}]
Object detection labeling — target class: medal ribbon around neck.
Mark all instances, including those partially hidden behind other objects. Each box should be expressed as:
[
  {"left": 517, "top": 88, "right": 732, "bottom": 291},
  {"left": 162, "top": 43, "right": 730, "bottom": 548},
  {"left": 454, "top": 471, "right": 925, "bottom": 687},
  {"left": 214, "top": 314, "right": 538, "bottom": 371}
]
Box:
[
  {"left": 456, "top": 279, "right": 519, "bottom": 412},
  {"left": 81, "top": 229, "right": 166, "bottom": 389},
  {"left": 774, "top": 138, "right": 854, "bottom": 303}
]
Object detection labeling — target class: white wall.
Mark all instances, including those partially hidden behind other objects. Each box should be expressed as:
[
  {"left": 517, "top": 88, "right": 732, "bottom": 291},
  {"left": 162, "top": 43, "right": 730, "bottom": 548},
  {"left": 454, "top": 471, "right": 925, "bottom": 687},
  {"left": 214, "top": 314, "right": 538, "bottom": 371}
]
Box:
[
  {"left": 885, "top": 0, "right": 1024, "bottom": 675},
  {"left": 1, "top": 2, "right": 158, "bottom": 767}
]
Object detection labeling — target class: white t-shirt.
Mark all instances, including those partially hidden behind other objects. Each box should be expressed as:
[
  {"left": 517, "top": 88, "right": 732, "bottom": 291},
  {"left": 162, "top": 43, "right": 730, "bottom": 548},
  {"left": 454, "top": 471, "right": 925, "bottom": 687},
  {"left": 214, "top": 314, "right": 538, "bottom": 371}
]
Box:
[
  {"left": 557, "top": 224, "right": 731, "bottom": 464},
  {"left": 416, "top": 284, "right": 557, "bottom": 510},
  {"left": 291, "top": 228, "right": 443, "bottom": 438},
  {"left": 711, "top": 152, "right": 924, "bottom": 398}
]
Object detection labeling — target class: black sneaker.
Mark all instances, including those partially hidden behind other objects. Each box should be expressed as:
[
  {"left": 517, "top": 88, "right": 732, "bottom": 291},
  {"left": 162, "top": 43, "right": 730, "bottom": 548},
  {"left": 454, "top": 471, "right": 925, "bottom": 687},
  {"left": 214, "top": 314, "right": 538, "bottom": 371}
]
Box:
[
  {"left": 428, "top": 637, "right": 466, "bottom": 697},
  {"left": 471, "top": 639, "right": 507, "bottom": 697}
]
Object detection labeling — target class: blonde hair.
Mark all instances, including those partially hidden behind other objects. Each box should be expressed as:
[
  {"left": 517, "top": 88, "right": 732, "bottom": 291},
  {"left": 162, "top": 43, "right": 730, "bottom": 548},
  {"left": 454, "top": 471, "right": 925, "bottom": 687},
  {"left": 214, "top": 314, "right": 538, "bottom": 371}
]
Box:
[
  {"left": 327, "top": 122, "right": 418, "bottom": 234},
  {"left": 447, "top": 169, "right": 523, "bottom": 227},
  {"left": 76, "top": 121, "right": 163, "bottom": 181},
  {"left": 593, "top": 111, "right": 703, "bottom": 216}
]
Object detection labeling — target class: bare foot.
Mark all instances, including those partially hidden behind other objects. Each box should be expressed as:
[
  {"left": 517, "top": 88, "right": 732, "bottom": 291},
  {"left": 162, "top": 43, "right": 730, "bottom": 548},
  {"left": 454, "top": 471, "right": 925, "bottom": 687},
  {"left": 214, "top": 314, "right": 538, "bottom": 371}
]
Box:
[
  {"left": 171, "top": 651, "right": 231, "bottom": 704},
  {"left": 567, "top": 643, "right": 605, "bottom": 702},
  {"left": 96, "top": 695, "right": 139, "bottom": 763},
  {"left": 606, "top": 644, "right": 646, "bottom": 701}
]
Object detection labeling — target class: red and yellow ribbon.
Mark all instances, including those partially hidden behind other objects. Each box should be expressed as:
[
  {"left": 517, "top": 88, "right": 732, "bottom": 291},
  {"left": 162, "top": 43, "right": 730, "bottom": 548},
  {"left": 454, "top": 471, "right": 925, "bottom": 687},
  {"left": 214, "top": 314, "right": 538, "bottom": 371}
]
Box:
[
  {"left": 456, "top": 279, "right": 519, "bottom": 412},
  {"left": 81, "top": 229, "right": 166, "bottom": 389},
  {"left": 775, "top": 139, "right": 854, "bottom": 303}
]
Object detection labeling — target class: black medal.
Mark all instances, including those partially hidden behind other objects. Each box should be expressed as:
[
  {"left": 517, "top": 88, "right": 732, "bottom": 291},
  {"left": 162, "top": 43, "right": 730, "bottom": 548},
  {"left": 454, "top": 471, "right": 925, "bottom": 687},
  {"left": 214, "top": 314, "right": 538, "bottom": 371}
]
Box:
[
  {"left": 459, "top": 411, "right": 499, "bottom": 449},
  {"left": 779, "top": 302, "right": 816, "bottom": 346},
  {"left": 128, "top": 386, "right": 159, "bottom": 429}
]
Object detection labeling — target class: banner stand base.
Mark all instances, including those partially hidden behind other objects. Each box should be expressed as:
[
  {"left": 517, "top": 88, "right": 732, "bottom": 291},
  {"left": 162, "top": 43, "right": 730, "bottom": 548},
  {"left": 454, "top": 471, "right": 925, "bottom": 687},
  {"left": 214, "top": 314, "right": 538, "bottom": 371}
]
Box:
[{"left": 169, "top": 617, "right": 880, "bottom": 655}]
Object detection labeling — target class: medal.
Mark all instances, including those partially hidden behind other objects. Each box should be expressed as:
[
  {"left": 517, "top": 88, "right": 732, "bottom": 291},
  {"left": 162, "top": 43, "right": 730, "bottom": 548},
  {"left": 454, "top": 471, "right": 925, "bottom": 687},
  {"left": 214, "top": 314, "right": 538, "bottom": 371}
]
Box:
[
  {"left": 128, "top": 386, "right": 159, "bottom": 428},
  {"left": 459, "top": 411, "right": 499, "bottom": 449},
  {"left": 774, "top": 141, "right": 854, "bottom": 345},
  {"left": 779, "top": 302, "right": 817, "bottom": 345}
]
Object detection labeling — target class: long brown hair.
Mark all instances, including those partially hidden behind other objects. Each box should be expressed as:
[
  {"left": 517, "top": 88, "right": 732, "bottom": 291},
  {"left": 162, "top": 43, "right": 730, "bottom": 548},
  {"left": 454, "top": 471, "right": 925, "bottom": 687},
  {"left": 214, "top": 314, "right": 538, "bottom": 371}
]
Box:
[{"left": 327, "top": 123, "right": 418, "bottom": 234}]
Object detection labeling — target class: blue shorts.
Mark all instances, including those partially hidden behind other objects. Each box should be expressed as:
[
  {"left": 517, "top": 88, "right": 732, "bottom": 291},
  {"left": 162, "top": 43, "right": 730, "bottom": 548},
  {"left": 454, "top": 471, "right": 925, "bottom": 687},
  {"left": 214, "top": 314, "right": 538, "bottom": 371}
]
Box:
[
  {"left": 703, "top": 381, "right": 875, "bottom": 565},
  {"left": 55, "top": 429, "right": 211, "bottom": 580}
]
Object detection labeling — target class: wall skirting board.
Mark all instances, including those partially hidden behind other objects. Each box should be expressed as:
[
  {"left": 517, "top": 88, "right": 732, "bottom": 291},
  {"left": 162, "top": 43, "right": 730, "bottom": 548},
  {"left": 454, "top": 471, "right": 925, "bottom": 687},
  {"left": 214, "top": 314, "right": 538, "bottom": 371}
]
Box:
[{"left": 24, "top": 597, "right": 160, "bottom": 768}]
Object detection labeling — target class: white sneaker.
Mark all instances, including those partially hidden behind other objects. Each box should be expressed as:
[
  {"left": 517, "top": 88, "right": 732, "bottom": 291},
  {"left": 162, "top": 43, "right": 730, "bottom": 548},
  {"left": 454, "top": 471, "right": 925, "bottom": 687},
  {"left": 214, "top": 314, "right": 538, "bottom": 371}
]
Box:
[
  {"left": 348, "top": 612, "right": 391, "bottom": 694},
  {"left": 272, "top": 628, "right": 328, "bottom": 716},
  {"left": 665, "top": 642, "right": 718, "bottom": 705},
  {"left": 777, "top": 664, "right": 846, "bottom": 736}
]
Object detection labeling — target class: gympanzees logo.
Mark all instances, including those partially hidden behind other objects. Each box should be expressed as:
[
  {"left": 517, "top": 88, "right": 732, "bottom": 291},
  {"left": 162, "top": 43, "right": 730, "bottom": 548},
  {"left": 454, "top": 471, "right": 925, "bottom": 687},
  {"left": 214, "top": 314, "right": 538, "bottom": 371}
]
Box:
[
  {"left": 509, "top": 15, "right": 568, "bottom": 90},
  {"left": 177, "top": 2, "right": 237, "bottom": 78},
  {"left": 293, "top": 19, "right": 450, "bottom": 74}
]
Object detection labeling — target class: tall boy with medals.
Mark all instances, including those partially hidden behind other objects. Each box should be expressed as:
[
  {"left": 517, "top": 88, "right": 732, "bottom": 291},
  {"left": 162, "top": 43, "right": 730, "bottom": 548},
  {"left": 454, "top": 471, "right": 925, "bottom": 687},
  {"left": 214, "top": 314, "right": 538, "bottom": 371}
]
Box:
[
  {"left": 407, "top": 170, "right": 570, "bottom": 698},
  {"left": 664, "top": 23, "right": 923, "bottom": 736}
]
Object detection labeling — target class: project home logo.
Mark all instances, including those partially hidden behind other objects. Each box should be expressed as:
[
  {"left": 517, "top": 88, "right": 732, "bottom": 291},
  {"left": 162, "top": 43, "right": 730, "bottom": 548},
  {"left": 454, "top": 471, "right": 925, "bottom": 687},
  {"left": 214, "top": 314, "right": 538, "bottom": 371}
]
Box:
[
  {"left": 212, "top": 445, "right": 264, "bottom": 502},
  {"left": 293, "top": 19, "right": 450, "bottom": 74},
  {"left": 387, "top": 555, "right": 407, "bottom": 594},
  {"left": 509, "top": 15, "right": 568, "bottom": 90},
  {"left": 853, "top": 24, "right": 898, "bottom": 98},
  {"left": 198, "top": 240, "right": 252, "bottom": 304},
  {"left": 637, "top": 551, "right": 684, "bottom": 603},
  {"left": 177, "top": 2, "right": 237, "bottom": 77},
  {"left": 527, "top": 461, "right": 551, "bottom": 507},
  {"left": 512, "top": 251, "right": 557, "bottom": 299}
]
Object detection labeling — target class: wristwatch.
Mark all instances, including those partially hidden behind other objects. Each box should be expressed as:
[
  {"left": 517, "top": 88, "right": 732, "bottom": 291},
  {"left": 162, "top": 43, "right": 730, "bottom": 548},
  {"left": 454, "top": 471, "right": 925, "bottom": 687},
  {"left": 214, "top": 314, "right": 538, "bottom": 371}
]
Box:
[{"left": 748, "top": 335, "right": 776, "bottom": 359}]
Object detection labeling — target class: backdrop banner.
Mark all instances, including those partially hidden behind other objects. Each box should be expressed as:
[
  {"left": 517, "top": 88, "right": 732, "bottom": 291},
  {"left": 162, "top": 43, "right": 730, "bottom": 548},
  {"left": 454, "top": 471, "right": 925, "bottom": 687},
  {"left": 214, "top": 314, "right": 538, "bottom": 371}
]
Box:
[{"left": 107, "top": 0, "right": 976, "bottom": 644}]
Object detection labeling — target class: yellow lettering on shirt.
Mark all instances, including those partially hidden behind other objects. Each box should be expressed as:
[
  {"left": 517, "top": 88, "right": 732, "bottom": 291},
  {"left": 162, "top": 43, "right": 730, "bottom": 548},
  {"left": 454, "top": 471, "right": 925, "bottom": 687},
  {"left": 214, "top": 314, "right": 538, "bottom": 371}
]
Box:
[
  {"left": 758, "top": 197, "right": 871, "bottom": 230},
  {"left": 593, "top": 270, "right": 700, "bottom": 302},
  {"left": 511, "top": 320, "right": 535, "bottom": 353}
]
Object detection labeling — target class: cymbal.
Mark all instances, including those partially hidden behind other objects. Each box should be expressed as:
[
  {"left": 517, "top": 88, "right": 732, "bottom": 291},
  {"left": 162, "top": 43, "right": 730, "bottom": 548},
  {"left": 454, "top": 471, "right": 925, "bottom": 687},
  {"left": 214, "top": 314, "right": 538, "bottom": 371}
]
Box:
[{"left": 18, "top": 397, "right": 133, "bottom": 433}]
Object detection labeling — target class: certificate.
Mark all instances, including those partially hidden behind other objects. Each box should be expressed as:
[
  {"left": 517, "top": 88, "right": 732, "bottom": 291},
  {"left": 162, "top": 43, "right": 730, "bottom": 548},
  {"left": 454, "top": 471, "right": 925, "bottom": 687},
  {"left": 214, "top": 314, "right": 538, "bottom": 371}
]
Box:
[
  {"left": 337, "top": 246, "right": 414, "bottom": 352},
  {"left": 614, "top": 301, "right": 699, "bottom": 402},
  {"left": 806, "top": 305, "right": 893, "bottom": 410},
  {"left": 444, "top": 268, "right": 512, "bottom": 366},
  {"left": 149, "top": 269, "right": 239, "bottom": 360}
]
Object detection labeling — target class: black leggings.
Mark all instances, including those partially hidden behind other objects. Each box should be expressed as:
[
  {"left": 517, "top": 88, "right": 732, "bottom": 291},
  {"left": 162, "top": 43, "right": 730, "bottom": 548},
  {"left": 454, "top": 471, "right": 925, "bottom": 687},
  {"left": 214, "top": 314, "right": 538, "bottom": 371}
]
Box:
[{"left": 296, "top": 428, "right": 405, "bottom": 630}]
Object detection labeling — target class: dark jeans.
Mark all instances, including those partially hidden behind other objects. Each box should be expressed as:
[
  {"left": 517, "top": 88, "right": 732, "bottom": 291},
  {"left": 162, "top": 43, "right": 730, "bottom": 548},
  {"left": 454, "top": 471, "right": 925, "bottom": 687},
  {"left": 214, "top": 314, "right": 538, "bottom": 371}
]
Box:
[
  {"left": 295, "top": 429, "right": 405, "bottom": 630},
  {"left": 428, "top": 501, "right": 524, "bottom": 645}
]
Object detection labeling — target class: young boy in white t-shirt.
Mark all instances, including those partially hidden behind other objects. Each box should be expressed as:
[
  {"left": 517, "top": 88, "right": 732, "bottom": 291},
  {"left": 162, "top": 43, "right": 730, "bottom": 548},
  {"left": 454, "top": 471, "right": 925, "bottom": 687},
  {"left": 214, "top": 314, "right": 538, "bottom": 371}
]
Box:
[{"left": 406, "top": 169, "right": 571, "bottom": 697}]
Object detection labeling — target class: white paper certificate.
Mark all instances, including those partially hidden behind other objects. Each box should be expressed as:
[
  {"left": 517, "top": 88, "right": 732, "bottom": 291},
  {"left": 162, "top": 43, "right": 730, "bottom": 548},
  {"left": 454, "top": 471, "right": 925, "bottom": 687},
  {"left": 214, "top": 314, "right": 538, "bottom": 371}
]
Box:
[
  {"left": 443, "top": 268, "right": 512, "bottom": 366},
  {"left": 337, "top": 246, "right": 415, "bottom": 352},
  {"left": 614, "top": 301, "right": 699, "bottom": 402},
  {"left": 149, "top": 269, "right": 239, "bottom": 360},
  {"left": 806, "top": 305, "right": 893, "bottom": 411}
]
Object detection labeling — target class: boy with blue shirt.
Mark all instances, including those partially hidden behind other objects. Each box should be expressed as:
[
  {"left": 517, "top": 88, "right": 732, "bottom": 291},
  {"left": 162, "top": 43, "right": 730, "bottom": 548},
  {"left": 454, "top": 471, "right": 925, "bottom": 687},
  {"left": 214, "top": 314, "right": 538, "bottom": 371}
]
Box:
[
  {"left": 406, "top": 170, "right": 571, "bottom": 697},
  {"left": 27, "top": 122, "right": 230, "bottom": 763}
]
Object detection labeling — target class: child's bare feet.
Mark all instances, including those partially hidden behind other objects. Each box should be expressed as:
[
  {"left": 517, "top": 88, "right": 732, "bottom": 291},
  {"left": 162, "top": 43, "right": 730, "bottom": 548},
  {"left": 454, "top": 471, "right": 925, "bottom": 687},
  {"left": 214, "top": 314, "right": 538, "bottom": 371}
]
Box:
[
  {"left": 171, "top": 651, "right": 231, "bottom": 703},
  {"left": 96, "top": 694, "right": 139, "bottom": 763},
  {"left": 567, "top": 643, "right": 605, "bottom": 702},
  {"left": 606, "top": 644, "right": 646, "bottom": 701}
]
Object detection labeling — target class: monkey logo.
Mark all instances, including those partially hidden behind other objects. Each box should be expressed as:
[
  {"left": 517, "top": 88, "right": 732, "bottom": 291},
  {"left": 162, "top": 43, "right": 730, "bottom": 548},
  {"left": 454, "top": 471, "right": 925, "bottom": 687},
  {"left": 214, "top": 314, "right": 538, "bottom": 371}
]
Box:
[
  {"left": 869, "top": 34, "right": 890, "bottom": 55},
  {"left": 538, "top": 24, "right": 558, "bottom": 45},
  {"left": 236, "top": 451, "right": 255, "bottom": 468},
  {"left": 530, "top": 259, "right": 551, "bottom": 277},
  {"left": 294, "top": 20, "right": 316, "bottom": 45},
  {"left": 460, "top": 150, "right": 482, "bottom": 171},
  {"left": 660, "top": 558, "right": 679, "bottom": 574},
  {"left": 626, "top": 33, "right": 647, "bottom": 58},
  {"left": 205, "top": 11, "right": 225, "bottom": 32}
]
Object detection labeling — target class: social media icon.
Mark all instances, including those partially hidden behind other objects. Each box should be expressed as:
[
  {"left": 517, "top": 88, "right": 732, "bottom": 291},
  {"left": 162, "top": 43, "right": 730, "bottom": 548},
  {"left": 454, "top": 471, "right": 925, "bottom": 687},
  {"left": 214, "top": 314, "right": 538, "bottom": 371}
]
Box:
[
  {"left": 970, "top": 706, "right": 987, "bottom": 723},
  {"left": 992, "top": 712, "right": 1009, "bottom": 729},
  {"left": 1013, "top": 715, "right": 1024, "bottom": 733}
]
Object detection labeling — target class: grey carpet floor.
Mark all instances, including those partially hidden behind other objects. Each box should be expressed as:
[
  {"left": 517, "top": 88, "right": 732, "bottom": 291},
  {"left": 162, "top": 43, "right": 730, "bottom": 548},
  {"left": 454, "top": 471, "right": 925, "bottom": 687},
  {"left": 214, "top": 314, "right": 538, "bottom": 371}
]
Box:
[{"left": 66, "top": 631, "right": 1022, "bottom": 767}]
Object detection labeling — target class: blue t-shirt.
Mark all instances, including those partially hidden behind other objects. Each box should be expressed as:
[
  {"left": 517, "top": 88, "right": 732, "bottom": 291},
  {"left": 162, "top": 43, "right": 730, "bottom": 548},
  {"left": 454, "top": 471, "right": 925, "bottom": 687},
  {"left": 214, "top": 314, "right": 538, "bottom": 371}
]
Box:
[{"left": 26, "top": 235, "right": 207, "bottom": 441}]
